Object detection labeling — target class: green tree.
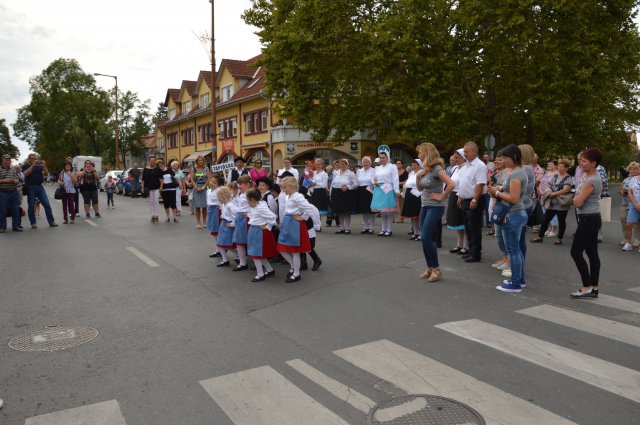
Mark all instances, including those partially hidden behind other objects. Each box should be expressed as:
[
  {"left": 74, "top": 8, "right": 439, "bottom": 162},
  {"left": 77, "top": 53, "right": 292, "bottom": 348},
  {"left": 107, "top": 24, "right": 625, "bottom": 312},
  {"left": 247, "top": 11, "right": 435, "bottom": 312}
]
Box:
[
  {"left": 114, "top": 90, "right": 152, "bottom": 167},
  {"left": 0, "top": 118, "right": 20, "bottom": 159},
  {"left": 13, "top": 58, "right": 112, "bottom": 165},
  {"left": 244, "top": 0, "right": 640, "bottom": 160},
  {"left": 153, "top": 102, "right": 168, "bottom": 122}
]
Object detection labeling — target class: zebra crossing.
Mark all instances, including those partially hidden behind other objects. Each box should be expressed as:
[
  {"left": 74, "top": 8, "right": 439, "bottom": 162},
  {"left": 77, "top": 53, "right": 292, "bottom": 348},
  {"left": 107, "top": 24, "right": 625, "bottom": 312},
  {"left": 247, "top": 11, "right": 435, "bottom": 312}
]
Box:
[{"left": 24, "top": 292, "right": 639, "bottom": 425}]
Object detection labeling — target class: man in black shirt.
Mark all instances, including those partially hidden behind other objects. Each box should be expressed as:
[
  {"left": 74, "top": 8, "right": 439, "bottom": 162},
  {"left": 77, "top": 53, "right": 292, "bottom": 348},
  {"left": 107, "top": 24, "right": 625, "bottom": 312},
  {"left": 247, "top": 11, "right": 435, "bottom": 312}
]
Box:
[
  {"left": 0, "top": 154, "right": 22, "bottom": 232},
  {"left": 129, "top": 163, "right": 141, "bottom": 198},
  {"left": 230, "top": 157, "right": 249, "bottom": 182},
  {"left": 22, "top": 154, "right": 58, "bottom": 228}
]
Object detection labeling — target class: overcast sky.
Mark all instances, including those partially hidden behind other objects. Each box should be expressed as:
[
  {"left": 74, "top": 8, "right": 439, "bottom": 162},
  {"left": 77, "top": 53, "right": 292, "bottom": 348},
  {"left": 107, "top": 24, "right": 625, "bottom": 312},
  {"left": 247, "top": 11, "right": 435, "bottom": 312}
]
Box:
[{"left": 0, "top": 0, "right": 262, "bottom": 160}]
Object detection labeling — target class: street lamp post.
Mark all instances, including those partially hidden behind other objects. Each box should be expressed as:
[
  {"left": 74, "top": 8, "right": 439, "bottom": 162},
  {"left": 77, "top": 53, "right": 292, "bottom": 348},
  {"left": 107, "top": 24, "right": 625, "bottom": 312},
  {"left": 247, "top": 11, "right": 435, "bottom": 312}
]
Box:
[
  {"left": 209, "top": 0, "right": 217, "bottom": 164},
  {"left": 94, "top": 73, "right": 120, "bottom": 169}
]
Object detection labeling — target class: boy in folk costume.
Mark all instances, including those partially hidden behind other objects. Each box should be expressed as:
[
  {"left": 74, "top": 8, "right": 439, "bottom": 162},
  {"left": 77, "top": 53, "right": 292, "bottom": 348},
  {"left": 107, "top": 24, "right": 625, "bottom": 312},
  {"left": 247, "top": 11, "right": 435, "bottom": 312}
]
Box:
[
  {"left": 277, "top": 176, "right": 314, "bottom": 282},
  {"left": 215, "top": 187, "right": 236, "bottom": 267},
  {"left": 207, "top": 175, "right": 225, "bottom": 258},
  {"left": 231, "top": 175, "right": 252, "bottom": 271},
  {"left": 246, "top": 189, "right": 278, "bottom": 282}
]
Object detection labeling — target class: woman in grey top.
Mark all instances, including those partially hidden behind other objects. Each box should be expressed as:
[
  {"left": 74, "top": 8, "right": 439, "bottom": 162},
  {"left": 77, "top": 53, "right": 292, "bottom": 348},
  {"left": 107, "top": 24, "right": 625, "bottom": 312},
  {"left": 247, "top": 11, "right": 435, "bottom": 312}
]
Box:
[
  {"left": 487, "top": 144, "right": 529, "bottom": 293},
  {"left": 518, "top": 144, "right": 537, "bottom": 261},
  {"left": 415, "top": 143, "right": 455, "bottom": 282},
  {"left": 532, "top": 158, "right": 573, "bottom": 244},
  {"left": 570, "top": 148, "right": 603, "bottom": 299}
]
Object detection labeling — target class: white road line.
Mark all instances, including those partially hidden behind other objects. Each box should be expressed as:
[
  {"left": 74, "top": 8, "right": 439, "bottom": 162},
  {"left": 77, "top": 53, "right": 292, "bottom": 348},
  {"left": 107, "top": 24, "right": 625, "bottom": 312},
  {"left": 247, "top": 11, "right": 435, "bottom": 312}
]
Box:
[
  {"left": 517, "top": 304, "right": 640, "bottom": 348},
  {"left": 627, "top": 287, "right": 640, "bottom": 294},
  {"left": 25, "top": 400, "right": 127, "bottom": 425},
  {"left": 126, "top": 246, "right": 159, "bottom": 268},
  {"left": 84, "top": 219, "right": 98, "bottom": 227},
  {"left": 200, "top": 365, "right": 350, "bottom": 425},
  {"left": 436, "top": 319, "right": 640, "bottom": 404},
  {"left": 286, "top": 358, "right": 375, "bottom": 414},
  {"left": 584, "top": 294, "right": 640, "bottom": 314},
  {"left": 335, "top": 339, "right": 576, "bottom": 425}
]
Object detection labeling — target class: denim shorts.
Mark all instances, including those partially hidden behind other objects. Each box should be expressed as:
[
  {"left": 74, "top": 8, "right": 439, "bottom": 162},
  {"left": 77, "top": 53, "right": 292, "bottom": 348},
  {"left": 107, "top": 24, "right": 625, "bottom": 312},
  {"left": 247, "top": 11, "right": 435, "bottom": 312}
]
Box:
[{"left": 628, "top": 206, "right": 640, "bottom": 223}]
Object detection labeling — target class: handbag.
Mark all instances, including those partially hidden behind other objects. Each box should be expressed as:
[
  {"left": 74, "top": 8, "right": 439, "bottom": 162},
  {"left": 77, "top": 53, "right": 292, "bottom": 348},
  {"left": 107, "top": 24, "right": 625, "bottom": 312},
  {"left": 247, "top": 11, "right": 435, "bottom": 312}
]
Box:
[
  {"left": 491, "top": 200, "right": 512, "bottom": 225},
  {"left": 54, "top": 185, "right": 66, "bottom": 200},
  {"left": 557, "top": 193, "right": 574, "bottom": 207},
  {"left": 527, "top": 200, "right": 545, "bottom": 226}
]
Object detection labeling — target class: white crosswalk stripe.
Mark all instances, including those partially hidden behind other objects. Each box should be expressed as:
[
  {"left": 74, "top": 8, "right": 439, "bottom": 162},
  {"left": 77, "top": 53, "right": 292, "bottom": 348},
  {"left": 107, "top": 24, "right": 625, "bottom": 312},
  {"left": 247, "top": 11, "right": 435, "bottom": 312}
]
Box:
[
  {"left": 582, "top": 293, "right": 640, "bottom": 314},
  {"left": 200, "top": 365, "right": 350, "bottom": 425},
  {"left": 25, "top": 400, "right": 127, "bottom": 425},
  {"left": 627, "top": 286, "right": 640, "bottom": 294},
  {"left": 435, "top": 319, "right": 640, "bottom": 403},
  {"left": 335, "top": 339, "right": 577, "bottom": 425},
  {"left": 517, "top": 304, "right": 640, "bottom": 347}
]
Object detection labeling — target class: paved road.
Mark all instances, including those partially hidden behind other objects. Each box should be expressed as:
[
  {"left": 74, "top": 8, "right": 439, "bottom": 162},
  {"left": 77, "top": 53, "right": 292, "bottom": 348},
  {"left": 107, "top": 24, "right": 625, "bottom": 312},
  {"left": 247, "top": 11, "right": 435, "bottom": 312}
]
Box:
[{"left": 1, "top": 185, "right": 638, "bottom": 425}]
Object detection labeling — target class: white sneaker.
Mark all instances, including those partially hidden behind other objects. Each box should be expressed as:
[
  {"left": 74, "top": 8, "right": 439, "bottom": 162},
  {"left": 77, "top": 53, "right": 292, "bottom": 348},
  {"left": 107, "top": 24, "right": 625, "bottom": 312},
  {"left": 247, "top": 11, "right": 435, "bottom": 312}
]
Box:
[
  {"left": 491, "top": 260, "right": 504, "bottom": 268},
  {"left": 0, "top": 398, "right": 3, "bottom": 409},
  {"left": 496, "top": 262, "right": 510, "bottom": 271},
  {"left": 502, "top": 269, "right": 512, "bottom": 278},
  {"left": 547, "top": 232, "right": 557, "bottom": 238},
  {"left": 622, "top": 243, "right": 633, "bottom": 251}
]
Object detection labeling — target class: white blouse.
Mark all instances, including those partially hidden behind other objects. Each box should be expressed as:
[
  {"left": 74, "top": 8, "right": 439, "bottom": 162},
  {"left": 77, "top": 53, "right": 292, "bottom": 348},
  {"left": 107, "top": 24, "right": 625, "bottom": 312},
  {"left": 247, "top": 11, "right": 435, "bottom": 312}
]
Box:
[
  {"left": 220, "top": 202, "right": 236, "bottom": 225},
  {"left": 307, "top": 204, "right": 321, "bottom": 239},
  {"left": 248, "top": 201, "right": 277, "bottom": 230},
  {"left": 450, "top": 164, "right": 464, "bottom": 194},
  {"left": 206, "top": 187, "right": 221, "bottom": 206},
  {"left": 404, "top": 171, "right": 418, "bottom": 190},
  {"left": 279, "top": 192, "right": 316, "bottom": 222},
  {"left": 276, "top": 167, "right": 299, "bottom": 183},
  {"left": 233, "top": 192, "right": 251, "bottom": 213},
  {"left": 374, "top": 163, "right": 400, "bottom": 194},
  {"left": 331, "top": 169, "right": 357, "bottom": 190},
  {"left": 312, "top": 170, "right": 328, "bottom": 189},
  {"left": 357, "top": 167, "right": 375, "bottom": 187}
]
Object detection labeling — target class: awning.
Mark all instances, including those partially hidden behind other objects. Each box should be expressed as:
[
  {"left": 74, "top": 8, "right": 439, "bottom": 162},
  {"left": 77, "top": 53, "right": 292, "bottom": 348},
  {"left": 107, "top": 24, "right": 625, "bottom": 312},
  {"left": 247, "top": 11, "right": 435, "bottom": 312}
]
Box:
[{"left": 183, "top": 150, "right": 213, "bottom": 162}]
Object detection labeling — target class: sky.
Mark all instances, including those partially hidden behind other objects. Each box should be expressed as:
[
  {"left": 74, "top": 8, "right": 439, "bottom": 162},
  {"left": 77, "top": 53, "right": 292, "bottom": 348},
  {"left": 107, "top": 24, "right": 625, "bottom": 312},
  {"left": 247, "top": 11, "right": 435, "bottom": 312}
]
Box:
[{"left": 0, "top": 0, "right": 262, "bottom": 160}]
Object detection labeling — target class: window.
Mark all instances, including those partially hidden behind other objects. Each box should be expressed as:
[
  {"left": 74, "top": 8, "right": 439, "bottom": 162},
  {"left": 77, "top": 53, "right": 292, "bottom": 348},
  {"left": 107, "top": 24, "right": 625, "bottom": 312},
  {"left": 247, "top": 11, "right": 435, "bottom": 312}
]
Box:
[
  {"left": 253, "top": 113, "right": 259, "bottom": 133},
  {"left": 261, "top": 111, "right": 268, "bottom": 131},
  {"left": 200, "top": 124, "right": 213, "bottom": 143},
  {"left": 245, "top": 114, "right": 253, "bottom": 133},
  {"left": 168, "top": 132, "right": 178, "bottom": 149},
  {"left": 231, "top": 118, "right": 237, "bottom": 137},
  {"left": 219, "top": 121, "right": 225, "bottom": 139},
  {"left": 169, "top": 108, "right": 176, "bottom": 120},
  {"left": 201, "top": 93, "right": 210, "bottom": 108},
  {"left": 182, "top": 128, "right": 194, "bottom": 146},
  {"left": 222, "top": 84, "right": 233, "bottom": 102},
  {"left": 184, "top": 101, "right": 191, "bottom": 113}
]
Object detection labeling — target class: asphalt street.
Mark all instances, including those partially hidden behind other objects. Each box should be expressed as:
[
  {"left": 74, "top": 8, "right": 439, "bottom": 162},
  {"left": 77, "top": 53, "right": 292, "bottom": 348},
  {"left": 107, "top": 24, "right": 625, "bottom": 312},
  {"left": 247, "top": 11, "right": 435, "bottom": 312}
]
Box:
[{"left": 1, "top": 184, "right": 638, "bottom": 425}]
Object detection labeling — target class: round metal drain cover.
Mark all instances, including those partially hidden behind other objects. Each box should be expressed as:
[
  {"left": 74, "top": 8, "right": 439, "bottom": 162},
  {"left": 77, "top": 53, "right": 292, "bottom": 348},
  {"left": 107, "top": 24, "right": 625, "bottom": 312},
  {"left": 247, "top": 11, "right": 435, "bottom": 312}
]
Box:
[
  {"left": 368, "top": 394, "right": 485, "bottom": 425},
  {"left": 9, "top": 325, "right": 98, "bottom": 352}
]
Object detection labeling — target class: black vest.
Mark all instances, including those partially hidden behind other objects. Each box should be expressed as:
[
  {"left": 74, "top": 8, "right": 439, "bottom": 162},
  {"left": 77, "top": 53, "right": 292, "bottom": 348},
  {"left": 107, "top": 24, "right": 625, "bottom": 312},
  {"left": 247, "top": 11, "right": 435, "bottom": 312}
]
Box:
[{"left": 231, "top": 168, "right": 249, "bottom": 182}]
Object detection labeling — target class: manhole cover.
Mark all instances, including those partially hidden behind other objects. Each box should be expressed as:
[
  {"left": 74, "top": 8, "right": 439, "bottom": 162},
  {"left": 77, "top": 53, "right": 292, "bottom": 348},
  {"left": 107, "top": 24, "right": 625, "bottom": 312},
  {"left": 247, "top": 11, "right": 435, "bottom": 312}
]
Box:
[
  {"left": 368, "top": 394, "right": 485, "bottom": 425},
  {"left": 9, "top": 325, "right": 98, "bottom": 352}
]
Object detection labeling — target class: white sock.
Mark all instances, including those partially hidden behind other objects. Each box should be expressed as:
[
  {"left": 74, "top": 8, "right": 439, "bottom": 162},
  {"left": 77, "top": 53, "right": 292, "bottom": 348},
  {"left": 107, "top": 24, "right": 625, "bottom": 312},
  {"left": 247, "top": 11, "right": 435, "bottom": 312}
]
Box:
[
  {"left": 292, "top": 253, "right": 301, "bottom": 277},
  {"left": 263, "top": 260, "right": 274, "bottom": 273},
  {"left": 412, "top": 218, "right": 420, "bottom": 235},
  {"left": 237, "top": 246, "right": 247, "bottom": 266},
  {"left": 220, "top": 249, "right": 228, "bottom": 262},
  {"left": 281, "top": 251, "right": 293, "bottom": 266},
  {"left": 253, "top": 258, "right": 264, "bottom": 277}
]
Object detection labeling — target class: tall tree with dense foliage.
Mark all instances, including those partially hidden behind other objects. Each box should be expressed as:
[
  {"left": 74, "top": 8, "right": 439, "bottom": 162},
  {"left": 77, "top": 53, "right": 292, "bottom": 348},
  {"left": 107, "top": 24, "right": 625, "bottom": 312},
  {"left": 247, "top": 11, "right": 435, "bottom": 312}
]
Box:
[
  {"left": 13, "top": 58, "right": 112, "bottom": 165},
  {"left": 0, "top": 118, "right": 20, "bottom": 159},
  {"left": 244, "top": 0, "right": 640, "bottom": 166},
  {"left": 115, "top": 90, "right": 152, "bottom": 167}
]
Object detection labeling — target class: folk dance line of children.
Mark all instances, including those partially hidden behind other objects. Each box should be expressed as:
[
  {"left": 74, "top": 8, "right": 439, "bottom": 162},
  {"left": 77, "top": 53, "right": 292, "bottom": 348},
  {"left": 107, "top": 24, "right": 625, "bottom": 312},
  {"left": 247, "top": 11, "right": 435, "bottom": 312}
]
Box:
[{"left": 206, "top": 175, "right": 321, "bottom": 283}]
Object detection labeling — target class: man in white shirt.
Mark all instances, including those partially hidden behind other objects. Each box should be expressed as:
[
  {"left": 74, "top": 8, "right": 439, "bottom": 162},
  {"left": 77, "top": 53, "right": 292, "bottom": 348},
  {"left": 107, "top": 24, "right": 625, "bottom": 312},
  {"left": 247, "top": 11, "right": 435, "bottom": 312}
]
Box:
[
  {"left": 457, "top": 142, "right": 488, "bottom": 262},
  {"left": 276, "top": 157, "right": 299, "bottom": 184},
  {"left": 230, "top": 157, "right": 249, "bottom": 182}
]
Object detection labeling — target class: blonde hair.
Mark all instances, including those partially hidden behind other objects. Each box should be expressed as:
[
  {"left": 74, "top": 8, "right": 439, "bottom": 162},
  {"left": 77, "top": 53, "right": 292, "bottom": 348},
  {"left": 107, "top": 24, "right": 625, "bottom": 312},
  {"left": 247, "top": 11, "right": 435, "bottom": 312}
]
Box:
[
  {"left": 361, "top": 156, "right": 372, "bottom": 165},
  {"left": 280, "top": 176, "right": 298, "bottom": 190},
  {"left": 627, "top": 161, "right": 640, "bottom": 170},
  {"left": 171, "top": 161, "right": 180, "bottom": 170},
  {"left": 558, "top": 158, "right": 571, "bottom": 169},
  {"left": 417, "top": 142, "right": 442, "bottom": 169},
  {"left": 227, "top": 181, "right": 238, "bottom": 194},
  {"left": 518, "top": 144, "right": 535, "bottom": 166},
  {"left": 217, "top": 186, "right": 232, "bottom": 202},
  {"left": 195, "top": 155, "right": 205, "bottom": 166}
]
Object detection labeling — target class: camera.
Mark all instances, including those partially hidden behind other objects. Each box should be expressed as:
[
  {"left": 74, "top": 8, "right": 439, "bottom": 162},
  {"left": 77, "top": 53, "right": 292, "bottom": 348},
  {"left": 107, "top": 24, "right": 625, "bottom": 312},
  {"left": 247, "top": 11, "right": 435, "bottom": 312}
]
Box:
[{"left": 35, "top": 160, "right": 41, "bottom": 165}]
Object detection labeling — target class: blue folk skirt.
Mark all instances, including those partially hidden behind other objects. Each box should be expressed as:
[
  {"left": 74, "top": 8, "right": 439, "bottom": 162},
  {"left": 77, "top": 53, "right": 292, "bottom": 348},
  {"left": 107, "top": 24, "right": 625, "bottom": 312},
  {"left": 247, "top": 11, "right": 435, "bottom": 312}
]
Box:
[
  {"left": 371, "top": 186, "right": 399, "bottom": 212},
  {"left": 232, "top": 213, "right": 249, "bottom": 246},
  {"left": 247, "top": 226, "right": 278, "bottom": 259},
  {"left": 217, "top": 219, "right": 236, "bottom": 249},
  {"left": 206, "top": 205, "right": 220, "bottom": 235},
  {"left": 277, "top": 215, "right": 312, "bottom": 253}
]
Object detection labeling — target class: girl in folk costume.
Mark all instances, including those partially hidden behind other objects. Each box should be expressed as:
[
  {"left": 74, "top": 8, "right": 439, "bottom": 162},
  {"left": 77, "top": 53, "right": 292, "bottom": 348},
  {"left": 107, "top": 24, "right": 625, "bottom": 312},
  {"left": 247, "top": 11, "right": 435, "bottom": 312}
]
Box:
[
  {"left": 231, "top": 175, "right": 252, "bottom": 272},
  {"left": 402, "top": 160, "right": 422, "bottom": 240},
  {"left": 330, "top": 159, "right": 358, "bottom": 234},
  {"left": 308, "top": 158, "right": 329, "bottom": 216},
  {"left": 215, "top": 187, "right": 236, "bottom": 267},
  {"left": 206, "top": 175, "right": 225, "bottom": 258},
  {"left": 246, "top": 189, "right": 278, "bottom": 282},
  {"left": 277, "top": 176, "right": 314, "bottom": 283},
  {"left": 370, "top": 149, "right": 400, "bottom": 236},
  {"left": 356, "top": 156, "right": 376, "bottom": 234}
]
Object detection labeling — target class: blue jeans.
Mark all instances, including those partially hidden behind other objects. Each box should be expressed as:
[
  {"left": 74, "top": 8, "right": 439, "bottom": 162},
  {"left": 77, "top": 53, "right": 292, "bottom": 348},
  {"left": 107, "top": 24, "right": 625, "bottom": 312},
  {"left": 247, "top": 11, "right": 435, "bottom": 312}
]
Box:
[
  {"left": 420, "top": 206, "right": 445, "bottom": 268},
  {"left": 519, "top": 206, "right": 533, "bottom": 260},
  {"left": 0, "top": 190, "right": 20, "bottom": 230},
  {"left": 502, "top": 210, "right": 528, "bottom": 285},
  {"left": 27, "top": 185, "right": 55, "bottom": 225},
  {"left": 494, "top": 224, "right": 506, "bottom": 254}
]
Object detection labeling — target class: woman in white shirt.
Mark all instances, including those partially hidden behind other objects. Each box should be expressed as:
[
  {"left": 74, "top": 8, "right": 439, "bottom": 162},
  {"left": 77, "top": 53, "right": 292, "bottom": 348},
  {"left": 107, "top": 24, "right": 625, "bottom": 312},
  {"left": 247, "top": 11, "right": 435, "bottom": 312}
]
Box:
[
  {"left": 370, "top": 151, "right": 400, "bottom": 236},
  {"left": 356, "top": 156, "right": 376, "bottom": 234},
  {"left": 401, "top": 160, "right": 422, "bottom": 240},
  {"left": 308, "top": 158, "right": 329, "bottom": 216},
  {"left": 330, "top": 159, "right": 358, "bottom": 234}
]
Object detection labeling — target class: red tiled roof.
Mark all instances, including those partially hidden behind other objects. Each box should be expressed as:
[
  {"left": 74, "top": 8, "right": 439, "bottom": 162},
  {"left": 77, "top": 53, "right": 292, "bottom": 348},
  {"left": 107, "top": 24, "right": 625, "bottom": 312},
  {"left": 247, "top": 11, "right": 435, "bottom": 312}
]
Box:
[
  {"left": 199, "top": 70, "right": 216, "bottom": 88},
  {"left": 231, "top": 65, "right": 265, "bottom": 101},
  {"left": 221, "top": 59, "right": 255, "bottom": 78},
  {"left": 165, "top": 88, "right": 180, "bottom": 106},
  {"left": 181, "top": 80, "right": 197, "bottom": 97}
]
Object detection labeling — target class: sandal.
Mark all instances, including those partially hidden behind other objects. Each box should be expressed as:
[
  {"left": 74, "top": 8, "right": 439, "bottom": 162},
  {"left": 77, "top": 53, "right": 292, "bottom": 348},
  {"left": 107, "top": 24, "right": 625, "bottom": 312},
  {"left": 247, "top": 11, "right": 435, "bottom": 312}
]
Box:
[
  {"left": 174, "top": 218, "right": 179, "bottom": 223},
  {"left": 419, "top": 268, "right": 433, "bottom": 279},
  {"left": 531, "top": 237, "right": 544, "bottom": 243},
  {"left": 554, "top": 239, "right": 562, "bottom": 245},
  {"left": 165, "top": 218, "right": 170, "bottom": 222}
]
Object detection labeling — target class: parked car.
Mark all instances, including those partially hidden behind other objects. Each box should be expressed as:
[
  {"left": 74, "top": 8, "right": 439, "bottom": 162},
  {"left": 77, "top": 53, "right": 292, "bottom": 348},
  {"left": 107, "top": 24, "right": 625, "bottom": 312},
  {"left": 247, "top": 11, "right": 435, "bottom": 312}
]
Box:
[
  {"left": 116, "top": 168, "right": 143, "bottom": 196},
  {"left": 99, "top": 170, "right": 123, "bottom": 191}
]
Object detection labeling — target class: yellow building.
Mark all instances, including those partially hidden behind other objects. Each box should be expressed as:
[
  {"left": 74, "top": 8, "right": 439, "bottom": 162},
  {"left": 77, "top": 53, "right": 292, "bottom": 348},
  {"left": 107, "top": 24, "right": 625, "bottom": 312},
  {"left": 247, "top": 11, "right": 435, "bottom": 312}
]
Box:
[{"left": 159, "top": 55, "right": 415, "bottom": 173}]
